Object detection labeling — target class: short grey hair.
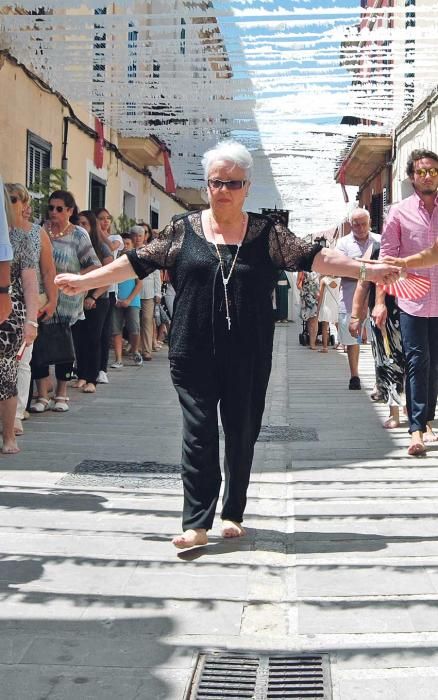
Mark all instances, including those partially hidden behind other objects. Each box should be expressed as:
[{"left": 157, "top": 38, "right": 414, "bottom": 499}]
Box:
[
  {"left": 202, "top": 140, "right": 253, "bottom": 181},
  {"left": 349, "top": 207, "right": 370, "bottom": 224},
  {"left": 129, "top": 225, "right": 145, "bottom": 235}
]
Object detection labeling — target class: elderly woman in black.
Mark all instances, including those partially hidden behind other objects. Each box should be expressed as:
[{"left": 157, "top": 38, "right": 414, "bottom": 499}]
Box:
[{"left": 55, "top": 140, "right": 400, "bottom": 548}]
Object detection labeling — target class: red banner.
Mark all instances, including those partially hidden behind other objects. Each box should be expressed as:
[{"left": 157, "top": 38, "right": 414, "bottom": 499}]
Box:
[
  {"left": 94, "top": 117, "right": 104, "bottom": 169},
  {"left": 163, "top": 149, "right": 176, "bottom": 194}
]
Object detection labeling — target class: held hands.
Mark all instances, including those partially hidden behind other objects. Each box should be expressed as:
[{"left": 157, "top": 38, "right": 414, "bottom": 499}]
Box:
[
  {"left": 55, "top": 273, "right": 88, "bottom": 296},
  {"left": 380, "top": 256, "right": 407, "bottom": 269},
  {"left": 365, "top": 262, "right": 401, "bottom": 285}
]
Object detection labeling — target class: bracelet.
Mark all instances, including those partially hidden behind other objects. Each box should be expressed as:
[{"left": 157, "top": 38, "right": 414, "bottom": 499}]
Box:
[
  {"left": 26, "top": 320, "right": 38, "bottom": 328},
  {"left": 350, "top": 315, "right": 360, "bottom": 321},
  {"left": 358, "top": 262, "right": 367, "bottom": 282}
]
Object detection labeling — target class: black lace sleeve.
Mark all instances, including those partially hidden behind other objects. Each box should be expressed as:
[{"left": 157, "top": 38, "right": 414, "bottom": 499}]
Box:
[
  {"left": 269, "top": 220, "right": 322, "bottom": 272},
  {"left": 126, "top": 216, "right": 184, "bottom": 280}
]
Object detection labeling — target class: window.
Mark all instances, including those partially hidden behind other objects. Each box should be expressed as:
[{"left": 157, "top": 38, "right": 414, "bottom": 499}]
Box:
[
  {"left": 150, "top": 207, "right": 159, "bottom": 229},
  {"left": 123, "top": 192, "right": 136, "bottom": 222},
  {"left": 89, "top": 175, "right": 106, "bottom": 210},
  {"left": 26, "top": 131, "right": 51, "bottom": 219}
]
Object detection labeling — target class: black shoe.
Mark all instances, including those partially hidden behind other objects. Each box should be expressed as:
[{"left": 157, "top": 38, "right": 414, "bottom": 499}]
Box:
[{"left": 349, "top": 376, "right": 361, "bottom": 390}]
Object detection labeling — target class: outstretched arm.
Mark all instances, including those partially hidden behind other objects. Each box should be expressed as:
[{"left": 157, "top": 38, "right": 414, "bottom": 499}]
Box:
[
  {"left": 312, "top": 247, "right": 399, "bottom": 286},
  {"left": 55, "top": 255, "right": 134, "bottom": 296}
]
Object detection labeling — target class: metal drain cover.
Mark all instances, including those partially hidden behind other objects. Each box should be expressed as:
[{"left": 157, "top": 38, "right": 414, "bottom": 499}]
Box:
[
  {"left": 58, "top": 460, "right": 181, "bottom": 490},
  {"left": 185, "top": 651, "right": 331, "bottom": 699}
]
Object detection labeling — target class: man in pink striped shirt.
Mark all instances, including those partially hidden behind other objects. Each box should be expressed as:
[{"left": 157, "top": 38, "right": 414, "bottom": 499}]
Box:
[{"left": 380, "top": 149, "right": 438, "bottom": 456}]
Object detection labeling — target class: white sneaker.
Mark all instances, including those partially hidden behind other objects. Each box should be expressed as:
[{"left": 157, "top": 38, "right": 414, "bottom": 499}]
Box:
[
  {"left": 97, "top": 371, "right": 109, "bottom": 384},
  {"left": 110, "top": 361, "right": 123, "bottom": 369}
]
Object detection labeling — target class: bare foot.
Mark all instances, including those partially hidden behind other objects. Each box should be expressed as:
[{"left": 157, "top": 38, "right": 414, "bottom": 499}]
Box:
[
  {"left": 424, "top": 424, "right": 438, "bottom": 443},
  {"left": 383, "top": 417, "right": 400, "bottom": 429},
  {"left": 408, "top": 432, "right": 426, "bottom": 456},
  {"left": 172, "top": 528, "right": 208, "bottom": 549},
  {"left": 318, "top": 348, "right": 328, "bottom": 353},
  {"left": 221, "top": 520, "right": 246, "bottom": 538},
  {"left": 2, "top": 441, "right": 20, "bottom": 455}
]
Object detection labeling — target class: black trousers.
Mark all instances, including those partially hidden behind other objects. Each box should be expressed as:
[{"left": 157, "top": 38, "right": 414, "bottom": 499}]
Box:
[
  {"left": 72, "top": 298, "right": 110, "bottom": 384},
  {"left": 170, "top": 349, "right": 272, "bottom": 530}
]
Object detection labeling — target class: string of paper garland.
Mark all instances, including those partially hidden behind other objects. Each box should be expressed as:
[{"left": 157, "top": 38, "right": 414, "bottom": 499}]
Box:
[{"left": 0, "top": 0, "right": 437, "bottom": 232}]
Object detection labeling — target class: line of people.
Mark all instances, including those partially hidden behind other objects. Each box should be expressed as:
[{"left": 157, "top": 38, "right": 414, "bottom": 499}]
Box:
[{"left": 0, "top": 183, "right": 172, "bottom": 454}]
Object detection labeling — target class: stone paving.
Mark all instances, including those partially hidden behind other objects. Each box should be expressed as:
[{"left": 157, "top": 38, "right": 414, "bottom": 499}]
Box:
[{"left": 1, "top": 325, "right": 438, "bottom": 699}]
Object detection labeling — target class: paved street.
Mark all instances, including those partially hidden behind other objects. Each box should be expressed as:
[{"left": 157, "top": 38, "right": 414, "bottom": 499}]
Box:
[{"left": 1, "top": 324, "right": 438, "bottom": 699}]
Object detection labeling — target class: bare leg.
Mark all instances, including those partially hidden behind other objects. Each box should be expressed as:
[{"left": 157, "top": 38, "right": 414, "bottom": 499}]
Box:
[
  {"left": 383, "top": 406, "right": 400, "bottom": 429},
  {"left": 347, "top": 344, "right": 360, "bottom": 378},
  {"left": 36, "top": 376, "right": 50, "bottom": 400},
  {"left": 129, "top": 333, "right": 140, "bottom": 354},
  {"left": 319, "top": 321, "right": 329, "bottom": 352},
  {"left": 1, "top": 396, "right": 20, "bottom": 454},
  {"left": 113, "top": 335, "right": 123, "bottom": 362},
  {"left": 307, "top": 317, "right": 318, "bottom": 350}
]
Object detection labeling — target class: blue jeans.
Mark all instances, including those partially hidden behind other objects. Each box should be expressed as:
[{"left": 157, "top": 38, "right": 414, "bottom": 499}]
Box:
[{"left": 399, "top": 311, "right": 438, "bottom": 433}]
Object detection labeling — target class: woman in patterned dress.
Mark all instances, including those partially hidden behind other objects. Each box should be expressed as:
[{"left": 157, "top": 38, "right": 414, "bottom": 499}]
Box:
[
  {"left": 5, "top": 183, "right": 57, "bottom": 435},
  {"left": 0, "top": 188, "right": 38, "bottom": 454}
]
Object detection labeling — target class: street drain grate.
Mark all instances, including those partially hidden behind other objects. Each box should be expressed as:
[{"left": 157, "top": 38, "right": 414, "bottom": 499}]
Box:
[
  {"left": 185, "top": 651, "right": 331, "bottom": 699},
  {"left": 58, "top": 460, "right": 181, "bottom": 489}
]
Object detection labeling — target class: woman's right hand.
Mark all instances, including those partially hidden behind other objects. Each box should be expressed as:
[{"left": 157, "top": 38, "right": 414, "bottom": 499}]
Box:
[
  {"left": 372, "top": 303, "right": 387, "bottom": 330},
  {"left": 55, "top": 273, "right": 88, "bottom": 296}
]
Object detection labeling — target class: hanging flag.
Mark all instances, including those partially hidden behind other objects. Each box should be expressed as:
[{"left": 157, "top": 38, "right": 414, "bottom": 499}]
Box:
[
  {"left": 162, "top": 149, "right": 176, "bottom": 194},
  {"left": 94, "top": 117, "right": 104, "bottom": 169}
]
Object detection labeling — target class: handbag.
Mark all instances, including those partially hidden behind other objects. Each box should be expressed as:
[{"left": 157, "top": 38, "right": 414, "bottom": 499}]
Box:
[{"left": 32, "top": 317, "right": 75, "bottom": 366}]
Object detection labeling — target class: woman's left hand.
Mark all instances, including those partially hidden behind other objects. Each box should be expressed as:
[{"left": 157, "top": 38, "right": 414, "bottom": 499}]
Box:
[
  {"left": 55, "top": 273, "right": 87, "bottom": 296},
  {"left": 24, "top": 322, "right": 38, "bottom": 346},
  {"left": 83, "top": 297, "right": 96, "bottom": 311},
  {"left": 365, "top": 262, "right": 401, "bottom": 285}
]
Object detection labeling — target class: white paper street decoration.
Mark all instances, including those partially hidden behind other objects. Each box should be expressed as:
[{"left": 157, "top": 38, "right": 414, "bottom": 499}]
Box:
[{"left": 0, "top": 1, "right": 437, "bottom": 233}]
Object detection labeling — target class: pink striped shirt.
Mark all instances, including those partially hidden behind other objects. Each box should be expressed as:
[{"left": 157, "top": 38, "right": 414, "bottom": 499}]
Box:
[{"left": 380, "top": 192, "right": 438, "bottom": 317}]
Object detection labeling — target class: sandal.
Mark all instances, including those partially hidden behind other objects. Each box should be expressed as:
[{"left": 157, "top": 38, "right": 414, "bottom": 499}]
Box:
[
  {"left": 29, "top": 397, "right": 51, "bottom": 413},
  {"left": 51, "top": 396, "right": 70, "bottom": 412}
]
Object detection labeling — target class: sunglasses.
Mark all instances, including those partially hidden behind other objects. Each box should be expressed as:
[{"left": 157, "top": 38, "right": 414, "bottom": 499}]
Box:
[
  {"left": 208, "top": 179, "right": 247, "bottom": 191},
  {"left": 415, "top": 167, "right": 438, "bottom": 178},
  {"left": 9, "top": 195, "right": 19, "bottom": 204},
  {"left": 48, "top": 204, "right": 67, "bottom": 213}
]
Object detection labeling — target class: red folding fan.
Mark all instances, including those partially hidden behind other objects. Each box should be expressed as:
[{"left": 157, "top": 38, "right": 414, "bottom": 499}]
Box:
[{"left": 379, "top": 272, "right": 431, "bottom": 300}]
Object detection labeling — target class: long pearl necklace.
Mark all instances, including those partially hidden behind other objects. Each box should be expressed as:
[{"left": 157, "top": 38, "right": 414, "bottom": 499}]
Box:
[{"left": 209, "top": 211, "right": 247, "bottom": 331}]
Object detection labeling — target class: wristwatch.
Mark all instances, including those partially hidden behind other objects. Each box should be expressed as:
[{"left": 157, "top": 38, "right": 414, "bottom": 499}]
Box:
[{"left": 0, "top": 285, "right": 12, "bottom": 294}]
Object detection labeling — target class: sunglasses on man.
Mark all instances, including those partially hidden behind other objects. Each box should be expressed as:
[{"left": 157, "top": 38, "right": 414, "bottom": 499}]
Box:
[
  {"left": 208, "top": 179, "right": 247, "bottom": 191},
  {"left": 415, "top": 167, "right": 438, "bottom": 178},
  {"left": 48, "top": 204, "right": 67, "bottom": 213}
]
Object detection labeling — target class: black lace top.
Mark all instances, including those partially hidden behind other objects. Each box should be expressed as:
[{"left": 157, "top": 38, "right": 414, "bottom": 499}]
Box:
[{"left": 127, "top": 211, "right": 321, "bottom": 360}]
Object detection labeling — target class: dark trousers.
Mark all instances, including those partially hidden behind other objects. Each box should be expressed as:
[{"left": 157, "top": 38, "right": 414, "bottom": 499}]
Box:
[
  {"left": 100, "top": 292, "right": 116, "bottom": 373},
  {"left": 72, "top": 298, "right": 110, "bottom": 384},
  {"left": 170, "top": 350, "right": 272, "bottom": 530},
  {"left": 399, "top": 311, "right": 438, "bottom": 433}
]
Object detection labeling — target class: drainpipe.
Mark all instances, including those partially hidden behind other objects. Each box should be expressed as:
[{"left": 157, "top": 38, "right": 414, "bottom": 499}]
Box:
[{"left": 61, "top": 117, "right": 69, "bottom": 186}]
